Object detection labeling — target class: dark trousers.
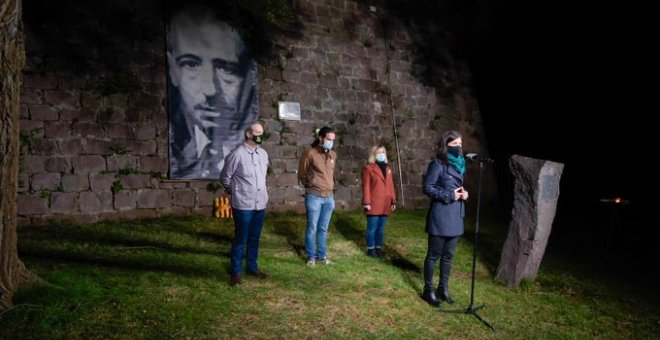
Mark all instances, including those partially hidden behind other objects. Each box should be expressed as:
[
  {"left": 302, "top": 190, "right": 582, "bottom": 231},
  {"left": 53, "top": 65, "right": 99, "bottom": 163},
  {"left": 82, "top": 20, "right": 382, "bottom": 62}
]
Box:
[
  {"left": 423, "top": 235, "right": 459, "bottom": 289},
  {"left": 230, "top": 209, "right": 266, "bottom": 274}
]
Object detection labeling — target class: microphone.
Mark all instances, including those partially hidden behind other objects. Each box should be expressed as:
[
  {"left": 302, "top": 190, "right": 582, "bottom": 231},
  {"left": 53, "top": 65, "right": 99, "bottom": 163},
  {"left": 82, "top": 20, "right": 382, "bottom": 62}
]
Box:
[{"left": 465, "top": 153, "right": 494, "bottom": 163}]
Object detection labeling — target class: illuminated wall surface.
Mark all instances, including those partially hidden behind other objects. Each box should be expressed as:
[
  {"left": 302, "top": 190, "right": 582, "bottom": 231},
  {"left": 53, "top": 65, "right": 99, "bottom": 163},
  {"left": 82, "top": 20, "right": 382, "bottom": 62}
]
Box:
[{"left": 17, "top": 1, "right": 493, "bottom": 225}]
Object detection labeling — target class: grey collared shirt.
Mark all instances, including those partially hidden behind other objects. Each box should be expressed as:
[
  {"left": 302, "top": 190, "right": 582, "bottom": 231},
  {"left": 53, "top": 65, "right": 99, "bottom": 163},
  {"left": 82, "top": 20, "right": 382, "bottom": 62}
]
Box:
[{"left": 220, "top": 143, "right": 269, "bottom": 210}]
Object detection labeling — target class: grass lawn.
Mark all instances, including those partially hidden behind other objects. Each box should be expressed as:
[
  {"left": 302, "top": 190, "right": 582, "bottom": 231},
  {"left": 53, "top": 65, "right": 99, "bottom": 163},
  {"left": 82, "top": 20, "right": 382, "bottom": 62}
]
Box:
[{"left": 2, "top": 209, "right": 658, "bottom": 338}]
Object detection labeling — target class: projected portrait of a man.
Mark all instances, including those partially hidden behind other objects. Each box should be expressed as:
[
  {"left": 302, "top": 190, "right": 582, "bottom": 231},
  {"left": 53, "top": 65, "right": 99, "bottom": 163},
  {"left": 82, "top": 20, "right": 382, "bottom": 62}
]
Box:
[{"left": 166, "top": 5, "right": 258, "bottom": 179}]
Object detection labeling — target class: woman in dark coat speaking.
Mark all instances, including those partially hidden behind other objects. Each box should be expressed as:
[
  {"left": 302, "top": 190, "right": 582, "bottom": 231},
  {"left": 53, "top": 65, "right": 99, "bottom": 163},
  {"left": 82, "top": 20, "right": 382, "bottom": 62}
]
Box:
[{"left": 421, "top": 130, "right": 469, "bottom": 307}]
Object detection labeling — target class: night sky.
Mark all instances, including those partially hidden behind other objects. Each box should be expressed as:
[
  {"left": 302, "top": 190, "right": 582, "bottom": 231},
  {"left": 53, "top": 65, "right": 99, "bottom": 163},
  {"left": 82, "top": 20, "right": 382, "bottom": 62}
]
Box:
[{"left": 469, "top": 2, "right": 652, "bottom": 221}]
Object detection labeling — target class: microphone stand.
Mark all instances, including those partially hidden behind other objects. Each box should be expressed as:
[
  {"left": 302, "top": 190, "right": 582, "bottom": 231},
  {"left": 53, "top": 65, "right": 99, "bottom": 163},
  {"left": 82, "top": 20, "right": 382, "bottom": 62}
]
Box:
[{"left": 438, "top": 159, "right": 495, "bottom": 332}]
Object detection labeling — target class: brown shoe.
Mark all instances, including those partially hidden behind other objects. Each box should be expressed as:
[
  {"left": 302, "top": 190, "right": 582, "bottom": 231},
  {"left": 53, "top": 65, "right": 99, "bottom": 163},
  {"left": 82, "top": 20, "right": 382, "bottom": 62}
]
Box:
[
  {"left": 247, "top": 270, "right": 268, "bottom": 280},
  {"left": 230, "top": 273, "right": 242, "bottom": 286}
]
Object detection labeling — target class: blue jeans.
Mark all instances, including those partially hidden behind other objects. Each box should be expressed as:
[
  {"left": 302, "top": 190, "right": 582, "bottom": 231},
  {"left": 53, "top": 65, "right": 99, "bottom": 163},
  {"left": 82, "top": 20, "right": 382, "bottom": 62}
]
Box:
[
  {"left": 230, "top": 209, "right": 266, "bottom": 274},
  {"left": 366, "top": 215, "right": 388, "bottom": 249},
  {"left": 305, "top": 194, "right": 335, "bottom": 260}
]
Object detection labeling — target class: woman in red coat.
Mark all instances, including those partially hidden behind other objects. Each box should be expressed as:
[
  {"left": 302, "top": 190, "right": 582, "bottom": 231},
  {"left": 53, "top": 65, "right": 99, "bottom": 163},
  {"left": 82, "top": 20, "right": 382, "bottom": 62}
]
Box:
[{"left": 362, "top": 145, "right": 397, "bottom": 258}]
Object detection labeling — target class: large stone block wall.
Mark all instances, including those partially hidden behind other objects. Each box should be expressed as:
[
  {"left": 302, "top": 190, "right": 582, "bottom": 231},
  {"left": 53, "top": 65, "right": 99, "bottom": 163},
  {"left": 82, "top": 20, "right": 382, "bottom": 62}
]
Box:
[{"left": 17, "top": 0, "right": 493, "bottom": 225}]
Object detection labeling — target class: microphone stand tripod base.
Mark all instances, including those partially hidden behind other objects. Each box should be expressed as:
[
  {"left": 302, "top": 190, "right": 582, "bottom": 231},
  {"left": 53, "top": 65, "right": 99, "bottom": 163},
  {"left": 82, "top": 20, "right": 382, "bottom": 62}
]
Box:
[{"left": 438, "top": 303, "right": 495, "bottom": 332}]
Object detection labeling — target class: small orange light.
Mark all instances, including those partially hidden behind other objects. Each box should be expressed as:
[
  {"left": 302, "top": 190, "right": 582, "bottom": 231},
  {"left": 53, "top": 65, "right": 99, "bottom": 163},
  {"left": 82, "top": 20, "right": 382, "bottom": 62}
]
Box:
[{"left": 600, "top": 197, "right": 630, "bottom": 206}]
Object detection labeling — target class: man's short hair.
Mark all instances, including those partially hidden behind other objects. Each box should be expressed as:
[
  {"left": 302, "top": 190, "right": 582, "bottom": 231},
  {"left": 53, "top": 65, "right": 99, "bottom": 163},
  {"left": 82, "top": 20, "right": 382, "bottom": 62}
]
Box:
[
  {"left": 244, "top": 121, "right": 263, "bottom": 134},
  {"left": 166, "top": 5, "right": 246, "bottom": 56}
]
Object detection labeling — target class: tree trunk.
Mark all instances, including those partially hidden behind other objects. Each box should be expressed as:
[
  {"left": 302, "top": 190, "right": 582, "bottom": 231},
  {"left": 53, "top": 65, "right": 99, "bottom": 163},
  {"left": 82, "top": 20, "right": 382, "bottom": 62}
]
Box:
[{"left": 1, "top": 0, "right": 30, "bottom": 311}]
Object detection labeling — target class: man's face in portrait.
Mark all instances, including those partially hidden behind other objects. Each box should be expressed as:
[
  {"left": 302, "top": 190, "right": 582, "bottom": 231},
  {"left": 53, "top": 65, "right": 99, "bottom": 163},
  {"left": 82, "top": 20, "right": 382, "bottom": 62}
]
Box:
[
  {"left": 168, "top": 14, "right": 244, "bottom": 130},
  {"left": 167, "top": 5, "right": 259, "bottom": 180}
]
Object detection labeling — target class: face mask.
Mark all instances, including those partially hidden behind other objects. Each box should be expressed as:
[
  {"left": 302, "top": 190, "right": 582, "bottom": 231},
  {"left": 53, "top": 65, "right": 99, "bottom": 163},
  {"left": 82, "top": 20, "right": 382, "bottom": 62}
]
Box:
[
  {"left": 251, "top": 134, "right": 263, "bottom": 145},
  {"left": 323, "top": 140, "right": 334, "bottom": 150},
  {"left": 447, "top": 145, "right": 462, "bottom": 157},
  {"left": 375, "top": 153, "right": 386, "bottom": 162}
]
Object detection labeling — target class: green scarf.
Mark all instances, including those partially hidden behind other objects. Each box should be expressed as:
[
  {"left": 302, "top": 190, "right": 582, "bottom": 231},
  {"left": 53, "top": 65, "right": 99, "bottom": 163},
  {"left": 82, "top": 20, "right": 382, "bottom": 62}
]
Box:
[{"left": 447, "top": 153, "right": 466, "bottom": 175}]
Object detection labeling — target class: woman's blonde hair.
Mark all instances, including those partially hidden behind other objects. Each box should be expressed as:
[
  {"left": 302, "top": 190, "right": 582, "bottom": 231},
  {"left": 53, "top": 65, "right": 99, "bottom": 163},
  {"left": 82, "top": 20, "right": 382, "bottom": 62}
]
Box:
[{"left": 367, "top": 145, "right": 387, "bottom": 164}]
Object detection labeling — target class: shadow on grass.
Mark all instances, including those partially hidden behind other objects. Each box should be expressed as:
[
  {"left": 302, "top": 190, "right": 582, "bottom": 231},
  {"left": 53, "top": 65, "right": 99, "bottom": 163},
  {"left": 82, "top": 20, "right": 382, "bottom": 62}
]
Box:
[
  {"left": 20, "top": 226, "right": 233, "bottom": 257},
  {"left": 21, "top": 249, "right": 223, "bottom": 279},
  {"left": 459, "top": 208, "right": 509, "bottom": 276},
  {"left": 334, "top": 213, "right": 422, "bottom": 292},
  {"left": 269, "top": 214, "right": 307, "bottom": 262},
  {"left": 17, "top": 218, "right": 236, "bottom": 279}
]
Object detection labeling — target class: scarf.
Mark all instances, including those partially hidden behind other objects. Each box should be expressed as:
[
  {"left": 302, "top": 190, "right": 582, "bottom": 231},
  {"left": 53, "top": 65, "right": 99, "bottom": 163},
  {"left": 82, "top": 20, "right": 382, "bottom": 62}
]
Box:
[{"left": 446, "top": 153, "right": 466, "bottom": 175}]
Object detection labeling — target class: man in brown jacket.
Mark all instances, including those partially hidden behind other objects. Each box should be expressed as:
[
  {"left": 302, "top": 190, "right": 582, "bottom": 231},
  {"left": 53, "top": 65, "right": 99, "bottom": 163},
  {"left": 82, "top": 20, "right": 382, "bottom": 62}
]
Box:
[{"left": 298, "top": 126, "right": 337, "bottom": 267}]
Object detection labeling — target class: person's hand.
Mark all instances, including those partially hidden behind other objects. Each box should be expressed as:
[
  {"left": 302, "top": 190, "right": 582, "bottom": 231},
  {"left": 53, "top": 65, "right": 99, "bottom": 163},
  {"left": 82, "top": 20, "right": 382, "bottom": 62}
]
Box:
[
  {"left": 199, "top": 110, "right": 221, "bottom": 128},
  {"left": 194, "top": 106, "right": 221, "bottom": 129},
  {"left": 391, "top": 204, "right": 396, "bottom": 212},
  {"left": 453, "top": 187, "right": 463, "bottom": 201},
  {"left": 364, "top": 205, "right": 371, "bottom": 211},
  {"left": 461, "top": 188, "right": 469, "bottom": 200}
]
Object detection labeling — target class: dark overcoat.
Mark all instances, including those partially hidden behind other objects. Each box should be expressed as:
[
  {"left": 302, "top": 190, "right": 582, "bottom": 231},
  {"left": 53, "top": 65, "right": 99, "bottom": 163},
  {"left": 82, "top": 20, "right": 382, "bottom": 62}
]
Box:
[{"left": 423, "top": 159, "right": 465, "bottom": 237}]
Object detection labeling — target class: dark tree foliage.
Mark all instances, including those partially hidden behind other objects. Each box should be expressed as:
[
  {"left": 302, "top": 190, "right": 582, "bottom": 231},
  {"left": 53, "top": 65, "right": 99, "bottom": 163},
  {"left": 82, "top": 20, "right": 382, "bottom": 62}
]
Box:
[
  {"left": 23, "top": 0, "right": 164, "bottom": 74},
  {"left": 23, "top": 0, "right": 300, "bottom": 74},
  {"left": 373, "top": 0, "right": 501, "bottom": 95},
  {"left": 163, "top": 0, "right": 300, "bottom": 62}
]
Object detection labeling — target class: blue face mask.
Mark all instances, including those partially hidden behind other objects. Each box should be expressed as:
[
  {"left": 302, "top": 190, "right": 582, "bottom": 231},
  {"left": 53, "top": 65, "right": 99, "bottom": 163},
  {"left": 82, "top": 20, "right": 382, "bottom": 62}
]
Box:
[
  {"left": 323, "top": 140, "right": 334, "bottom": 150},
  {"left": 375, "top": 153, "right": 386, "bottom": 162}
]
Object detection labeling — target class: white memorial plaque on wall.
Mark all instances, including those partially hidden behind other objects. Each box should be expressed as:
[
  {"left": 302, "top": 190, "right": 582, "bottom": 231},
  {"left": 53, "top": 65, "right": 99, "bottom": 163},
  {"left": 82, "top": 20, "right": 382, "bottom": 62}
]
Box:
[{"left": 278, "top": 101, "right": 301, "bottom": 121}]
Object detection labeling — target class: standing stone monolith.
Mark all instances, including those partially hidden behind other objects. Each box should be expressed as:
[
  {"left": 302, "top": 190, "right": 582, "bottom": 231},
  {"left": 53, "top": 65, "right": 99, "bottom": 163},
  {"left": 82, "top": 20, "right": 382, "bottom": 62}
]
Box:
[{"left": 496, "top": 155, "right": 564, "bottom": 288}]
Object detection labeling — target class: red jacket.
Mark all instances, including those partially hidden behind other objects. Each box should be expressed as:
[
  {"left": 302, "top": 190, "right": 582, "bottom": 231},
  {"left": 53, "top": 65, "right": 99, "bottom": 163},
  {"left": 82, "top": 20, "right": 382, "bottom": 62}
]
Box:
[{"left": 362, "top": 163, "right": 397, "bottom": 215}]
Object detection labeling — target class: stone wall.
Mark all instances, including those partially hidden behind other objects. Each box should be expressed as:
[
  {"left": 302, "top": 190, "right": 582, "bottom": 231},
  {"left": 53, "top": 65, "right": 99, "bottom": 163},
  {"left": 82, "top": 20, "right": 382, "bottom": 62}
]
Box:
[{"left": 17, "top": 0, "right": 493, "bottom": 225}]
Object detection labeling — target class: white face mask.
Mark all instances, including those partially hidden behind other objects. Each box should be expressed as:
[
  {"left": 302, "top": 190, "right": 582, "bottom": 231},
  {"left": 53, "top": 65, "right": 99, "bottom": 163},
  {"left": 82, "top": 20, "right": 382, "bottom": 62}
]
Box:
[
  {"left": 375, "top": 153, "right": 386, "bottom": 162},
  {"left": 323, "top": 140, "right": 334, "bottom": 150}
]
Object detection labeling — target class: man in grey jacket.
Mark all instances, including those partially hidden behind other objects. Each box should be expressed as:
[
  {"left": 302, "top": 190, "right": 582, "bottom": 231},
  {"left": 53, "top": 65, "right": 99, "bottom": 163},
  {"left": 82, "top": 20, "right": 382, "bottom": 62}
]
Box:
[{"left": 220, "top": 122, "right": 269, "bottom": 286}]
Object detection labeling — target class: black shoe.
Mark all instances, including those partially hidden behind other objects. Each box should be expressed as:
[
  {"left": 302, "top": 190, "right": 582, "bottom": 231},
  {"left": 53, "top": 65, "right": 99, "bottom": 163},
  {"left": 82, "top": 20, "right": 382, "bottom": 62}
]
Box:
[
  {"left": 421, "top": 288, "right": 440, "bottom": 307},
  {"left": 367, "top": 249, "right": 377, "bottom": 257},
  {"left": 230, "top": 273, "right": 242, "bottom": 286},
  {"left": 437, "top": 288, "right": 455, "bottom": 305},
  {"left": 247, "top": 270, "right": 268, "bottom": 280},
  {"left": 375, "top": 248, "right": 385, "bottom": 258}
]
